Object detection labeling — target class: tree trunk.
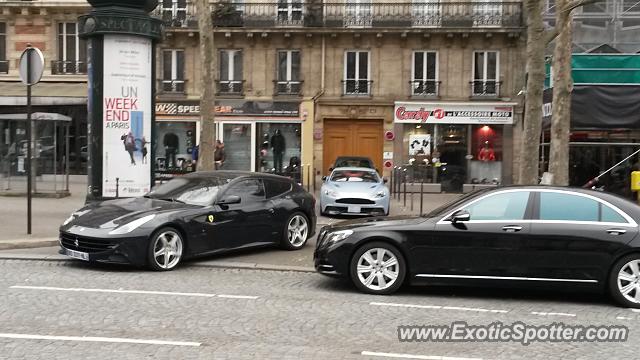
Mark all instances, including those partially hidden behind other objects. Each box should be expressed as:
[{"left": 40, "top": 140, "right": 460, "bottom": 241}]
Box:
[
  {"left": 517, "top": 0, "right": 546, "bottom": 185},
  {"left": 195, "top": 0, "right": 217, "bottom": 171},
  {"left": 548, "top": 0, "right": 573, "bottom": 186}
]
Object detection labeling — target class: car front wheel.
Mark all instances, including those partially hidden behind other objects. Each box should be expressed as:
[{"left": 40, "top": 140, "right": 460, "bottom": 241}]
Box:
[
  {"left": 609, "top": 254, "right": 640, "bottom": 308},
  {"left": 350, "top": 241, "right": 406, "bottom": 295},
  {"left": 147, "top": 227, "right": 184, "bottom": 271}
]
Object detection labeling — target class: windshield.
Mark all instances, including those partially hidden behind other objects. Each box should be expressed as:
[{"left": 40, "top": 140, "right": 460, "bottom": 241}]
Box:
[
  {"left": 145, "top": 177, "right": 224, "bottom": 206},
  {"left": 335, "top": 159, "right": 373, "bottom": 168},
  {"left": 330, "top": 170, "right": 379, "bottom": 183}
]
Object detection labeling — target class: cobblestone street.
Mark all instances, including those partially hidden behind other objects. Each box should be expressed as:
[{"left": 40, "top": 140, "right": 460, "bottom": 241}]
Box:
[{"left": 1, "top": 259, "right": 639, "bottom": 359}]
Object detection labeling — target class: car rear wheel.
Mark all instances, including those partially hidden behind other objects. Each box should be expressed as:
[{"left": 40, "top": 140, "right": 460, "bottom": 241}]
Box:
[
  {"left": 350, "top": 242, "right": 406, "bottom": 295},
  {"left": 147, "top": 227, "right": 184, "bottom": 271},
  {"left": 609, "top": 254, "right": 640, "bottom": 308},
  {"left": 280, "top": 212, "right": 310, "bottom": 250}
]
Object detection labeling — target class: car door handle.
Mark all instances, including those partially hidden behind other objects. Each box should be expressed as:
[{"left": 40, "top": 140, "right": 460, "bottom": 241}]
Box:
[
  {"left": 502, "top": 225, "right": 522, "bottom": 232},
  {"left": 268, "top": 208, "right": 275, "bottom": 214},
  {"left": 607, "top": 228, "right": 627, "bottom": 235}
]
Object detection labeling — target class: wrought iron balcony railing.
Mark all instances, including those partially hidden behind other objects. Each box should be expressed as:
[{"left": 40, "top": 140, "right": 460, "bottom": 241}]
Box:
[
  {"left": 342, "top": 80, "right": 373, "bottom": 96},
  {"left": 0, "top": 60, "right": 8, "bottom": 74},
  {"left": 470, "top": 80, "right": 501, "bottom": 98},
  {"left": 212, "top": 2, "right": 522, "bottom": 29},
  {"left": 51, "top": 60, "right": 87, "bottom": 75},
  {"left": 152, "top": 0, "right": 198, "bottom": 28},
  {"left": 274, "top": 80, "right": 303, "bottom": 96},
  {"left": 159, "top": 79, "right": 187, "bottom": 94},
  {"left": 216, "top": 80, "right": 245, "bottom": 96},
  {"left": 410, "top": 80, "right": 440, "bottom": 97}
]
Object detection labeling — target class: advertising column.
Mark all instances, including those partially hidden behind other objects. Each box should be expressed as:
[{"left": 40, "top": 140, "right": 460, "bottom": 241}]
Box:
[{"left": 102, "top": 35, "right": 152, "bottom": 197}]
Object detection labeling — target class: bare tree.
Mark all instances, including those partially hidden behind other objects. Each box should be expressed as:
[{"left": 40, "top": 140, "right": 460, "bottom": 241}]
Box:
[
  {"left": 518, "top": 0, "right": 596, "bottom": 185},
  {"left": 517, "top": 0, "right": 546, "bottom": 185},
  {"left": 195, "top": 0, "right": 217, "bottom": 171}
]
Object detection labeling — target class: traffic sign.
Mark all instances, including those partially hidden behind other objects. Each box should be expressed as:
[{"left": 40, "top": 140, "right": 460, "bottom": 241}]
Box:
[{"left": 19, "top": 46, "right": 44, "bottom": 86}]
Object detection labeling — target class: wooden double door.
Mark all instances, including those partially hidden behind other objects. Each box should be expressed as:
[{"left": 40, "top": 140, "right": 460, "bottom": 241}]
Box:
[{"left": 323, "top": 119, "right": 383, "bottom": 174}]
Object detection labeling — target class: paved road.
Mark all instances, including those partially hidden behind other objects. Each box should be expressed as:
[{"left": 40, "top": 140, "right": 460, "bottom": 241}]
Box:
[{"left": 1, "top": 259, "right": 640, "bottom": 359}]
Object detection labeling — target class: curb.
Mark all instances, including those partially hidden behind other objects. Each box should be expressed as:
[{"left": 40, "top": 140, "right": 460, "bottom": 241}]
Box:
[
  {"left": 0, "top": 253, "right": 317, "bottom": 273},
  {"left": 0, "top": 239, "right": 58, "bottom": 251}
]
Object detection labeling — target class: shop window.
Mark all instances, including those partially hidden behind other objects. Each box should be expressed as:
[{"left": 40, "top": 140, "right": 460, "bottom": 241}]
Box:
[
  {"left": 55, "top": 23, "right": 86, "bottom": 75},
  {"left": 472, "top": 51, "right": 499, "bottom": 97},
  {"left": 344, "top": 51, "right": 371, "bottom": 96},
  {"left": 0, "top": 23, "right": 6, "bottom": 74},
  {"left": 162, "top": 50, "right": 185, "bottom": 93},
  {"left": 469, "top": 125, "right": 502, "bottom": 185},
  {"left": 411, "top": 51, "right": 438, "bottom": 97},
  {"left": 257, "top": 123, "right": 302, "bottom": 182},
  {"left": 218, "top": 50, "right": 243, "bottom": 95},
  {"left": 155, "top": 121, "right": 197, "bottom": 178},
  {"left": 276, "top": 50, "right": 302, "bottom": 95}
]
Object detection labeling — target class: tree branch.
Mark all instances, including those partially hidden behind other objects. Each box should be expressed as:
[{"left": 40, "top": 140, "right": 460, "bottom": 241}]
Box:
[
  {"left": 544, "top": 28, "right": 559, "bottom": 45},
  {"left": 563, "top": 0, "right": 598, "bottom": 13}
]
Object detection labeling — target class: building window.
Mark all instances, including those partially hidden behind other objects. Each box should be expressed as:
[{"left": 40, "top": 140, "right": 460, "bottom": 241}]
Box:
[
  {"left": 161, "top": 0, "right": 188, "bottom": 26},
  {"left": 411, "top": 51, "right": 438, "bottom": 97},
  {"left": 277, "top": 0, "right": 303, "bottom": 26},
  {"left": 412, "top": 0, "right": 442, "bottom": 27},
  {"left": 345, "top": 0, "right": 372, "bottom": 27},
  {"left": 218, "top": 50, "right": 243, "bottom": 95},
  {"left": 0, "top": 23, "right": 6, "bottom": 74},
  {"left": 54, "top": 23, "right": 86, "bottom": 74},
  {"left": 344, "top": 51, "right": 371, "bottom": 96},
  {"left": 276, "top": 50, "right": 302, "bottom": 95},
  {"left": 162, "top": 50, "right": 185, "bottom": 93},
  {"left": 472, "top": 51, "right": 499, "bottom": 97}
]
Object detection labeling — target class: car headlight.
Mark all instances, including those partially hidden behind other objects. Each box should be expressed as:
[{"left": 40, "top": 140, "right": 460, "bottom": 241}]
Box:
[
  {"left": 375, "top": 190, "right": 387, "bottom": 198},
  {"left": 62, "top": 209, "right": 91, "bottom": 226},
  {"left": 62, "top": 214, "right": 75, "bottom": 226},
  {"left": 324, "top": 189, "right": 338, "bottom": 197},
  {"left": 326, "top": 230, "right": 353, "bottom": 244},
  {"left": 108, "top": 214, "right": 156, "bottom": 235}
]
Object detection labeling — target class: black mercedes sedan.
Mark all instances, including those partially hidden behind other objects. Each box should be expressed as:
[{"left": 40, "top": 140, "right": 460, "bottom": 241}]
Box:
[
  {"left": 314, "top": 186, "right": 640, "bottom": 308},
  {"left": 60, "top": 171, "right": 316, "bottom": 271}
]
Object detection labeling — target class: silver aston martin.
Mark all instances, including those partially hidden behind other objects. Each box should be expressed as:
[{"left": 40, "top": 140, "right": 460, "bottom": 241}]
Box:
[{"left": 320, "top": 167, "right": 390, "bottom": 216}]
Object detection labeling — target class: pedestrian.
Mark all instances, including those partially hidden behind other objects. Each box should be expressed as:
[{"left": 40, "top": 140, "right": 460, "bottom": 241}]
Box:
[
  {"left": 214, "top": 140, "right": 226, "bottom": 170},
  {"left": 139, "top": 136, "right": 149, "bottom": 164}
]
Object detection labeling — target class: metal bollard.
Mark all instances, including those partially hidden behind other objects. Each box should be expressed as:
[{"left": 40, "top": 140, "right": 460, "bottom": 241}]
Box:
[
  {"left": 389, "top": 167, "right": 394, "bottom": 197},
  {"left": 420, "top": 176, "right": 424, "bottom": 215},
  {"left": 115, "top": 177, "right": 120, "bottom": 198},
  {"left": 403, "top": 169, "right": 407, "bottom": 207}
]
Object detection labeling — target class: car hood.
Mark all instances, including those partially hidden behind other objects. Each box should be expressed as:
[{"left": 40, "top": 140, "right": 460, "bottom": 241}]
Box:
[
  {"left": 67, "top": 197, "right": 199, "bottom": 229},
  {"left": 324, "top": 181, "right": 384, "bottom": 195},
  {"left": 325, "top": 215, "right": 426, "bottom": 231}
]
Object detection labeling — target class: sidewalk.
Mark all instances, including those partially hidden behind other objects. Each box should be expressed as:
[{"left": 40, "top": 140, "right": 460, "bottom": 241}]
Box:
[{"left": 0, "top": 175, "right": 461, "bottom": 251}]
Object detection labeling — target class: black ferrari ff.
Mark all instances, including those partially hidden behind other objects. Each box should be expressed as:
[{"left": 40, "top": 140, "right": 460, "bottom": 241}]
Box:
[
  {"left": 60, "top": 171, "right": 316, "bottom": 270},
  {"left": 315, "top": 186, "right": 640, "bottom": 308}
]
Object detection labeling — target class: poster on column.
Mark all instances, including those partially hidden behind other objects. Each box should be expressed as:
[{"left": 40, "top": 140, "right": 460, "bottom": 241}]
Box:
[{"left": 102, "top": 35, "right": 152, "bottom": 197}]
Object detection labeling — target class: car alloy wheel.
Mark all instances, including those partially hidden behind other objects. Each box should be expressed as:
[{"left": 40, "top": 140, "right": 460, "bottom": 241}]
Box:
[
  {"left": 349, "top": 242, "right": 406, "bottom": 295},
  {"left": 356, "top": 248, "right": 400, "bottom": 292},
  {"left": 151, "top": 229, "right": 183, "bottom": 270},
  {"left": 617, "top": 259, "right": 640, "bottom": 304},
  {"left": 287, "top": 214, "right": 309, "bottom": 248}
]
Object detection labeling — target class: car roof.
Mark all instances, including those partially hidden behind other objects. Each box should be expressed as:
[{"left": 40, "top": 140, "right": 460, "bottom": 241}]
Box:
[
  {"left": 185, "top": 171, "right": 293, "bottom": 182},
  {"left": 334, "top": 156, "right": 373, "bottom": 161}
]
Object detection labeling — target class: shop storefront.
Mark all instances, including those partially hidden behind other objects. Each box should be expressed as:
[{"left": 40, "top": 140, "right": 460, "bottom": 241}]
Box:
[
  {"left": 394, "top": 101, "right": 515, "bottom": 192},
  {"left": 156, "top": 100, "right": 313, "bottom": 185},
  {"left": 155, "top": 101, "right": 200, "bottom": 181}
]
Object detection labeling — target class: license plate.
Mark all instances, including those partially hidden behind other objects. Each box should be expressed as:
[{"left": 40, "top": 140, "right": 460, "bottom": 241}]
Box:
[
  {"left": 348, "top": 205, "right": 361, "bottom": 213},
  {"left": 65, "top": 249, "right": 89, "bottom": 261}
]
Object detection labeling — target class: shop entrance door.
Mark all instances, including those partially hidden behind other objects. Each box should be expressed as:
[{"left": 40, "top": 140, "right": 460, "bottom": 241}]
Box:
[
  {"left": 220, "top": 123, "right": 254, "bottom": 171},
  {"left": 323, "top": 119, "right": 383, "bottom": 174}
]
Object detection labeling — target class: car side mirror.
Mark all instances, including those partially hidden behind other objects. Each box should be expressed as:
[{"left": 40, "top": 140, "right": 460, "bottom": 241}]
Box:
[
  {"left": 328, "top": 167, "right": 334, "bottom": 172},
  {"left": 322, "top": 176, "right": 327, "bottom": 181},
  {"left": 451, "top": 210, "right": 470, "bottom": 223},
  {"left": 218, "top": 195, "right": 241, "bottom": 205},
  {"left": 383, "top": 178, "right": 388, "bottom": 184}
]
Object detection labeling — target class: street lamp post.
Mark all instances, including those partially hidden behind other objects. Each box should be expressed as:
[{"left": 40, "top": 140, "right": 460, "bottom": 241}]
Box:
[{"left": 78, "top": 0, "right": 163, "bottom": 202}]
